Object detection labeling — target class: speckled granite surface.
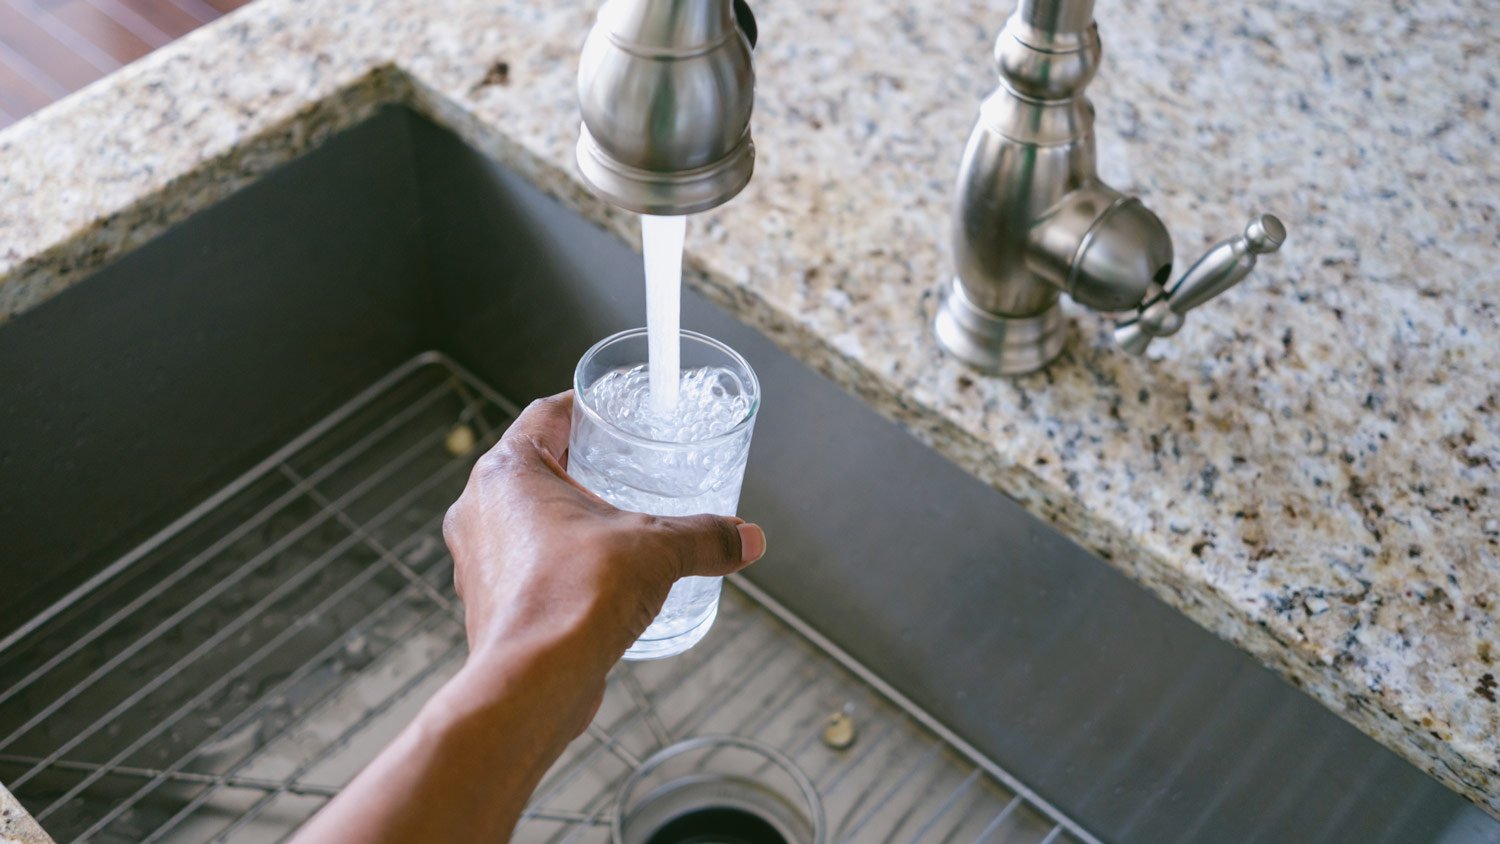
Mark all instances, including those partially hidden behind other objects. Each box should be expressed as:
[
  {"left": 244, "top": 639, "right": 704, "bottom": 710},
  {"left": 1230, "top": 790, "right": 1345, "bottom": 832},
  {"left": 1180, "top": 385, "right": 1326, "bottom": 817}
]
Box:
[
  {"left": 0, "top": 0, "right": 1495, "bottom": 823},
  {"left": 0, "top": 787, "right": 52, "bottom": 844}
]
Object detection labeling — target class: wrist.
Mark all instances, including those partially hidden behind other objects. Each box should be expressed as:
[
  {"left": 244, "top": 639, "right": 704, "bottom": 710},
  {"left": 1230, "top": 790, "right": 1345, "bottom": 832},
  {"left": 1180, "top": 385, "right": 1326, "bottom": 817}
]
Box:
[
  {"left": 442, "top": 622, "right": 608, "bottom": 751},
  {"left": 472, "top": 597, "right": 627, "bottom": 679}
]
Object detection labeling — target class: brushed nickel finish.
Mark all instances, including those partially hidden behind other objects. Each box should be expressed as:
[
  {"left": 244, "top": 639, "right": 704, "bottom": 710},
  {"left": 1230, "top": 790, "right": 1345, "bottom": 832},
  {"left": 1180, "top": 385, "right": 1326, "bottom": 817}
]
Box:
[
  {"left": 937, "top": 0, "right": 1285, "bottom": 373},
  {"left": 577, "top": 0, "right": 756, "bottom": 215}
]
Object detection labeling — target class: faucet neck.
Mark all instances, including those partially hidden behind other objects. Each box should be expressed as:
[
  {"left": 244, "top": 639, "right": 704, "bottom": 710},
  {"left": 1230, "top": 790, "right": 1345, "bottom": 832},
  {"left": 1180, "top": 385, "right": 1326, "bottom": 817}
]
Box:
[
  {"left": 994, "top": 0, "right": 1101, "bottom": 101},
  {"left": 1015, "top": 0, "right": 1095, "bottom": 39}
]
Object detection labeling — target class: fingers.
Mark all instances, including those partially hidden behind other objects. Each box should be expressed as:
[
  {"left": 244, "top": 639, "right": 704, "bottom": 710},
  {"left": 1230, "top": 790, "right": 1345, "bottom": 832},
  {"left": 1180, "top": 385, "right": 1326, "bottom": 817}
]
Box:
[
  {"left": 500, "top": 391, "right": 574, "bottom": 466},
  {"left": 653, "top": 513, "right": 767, "bottom": 578}
]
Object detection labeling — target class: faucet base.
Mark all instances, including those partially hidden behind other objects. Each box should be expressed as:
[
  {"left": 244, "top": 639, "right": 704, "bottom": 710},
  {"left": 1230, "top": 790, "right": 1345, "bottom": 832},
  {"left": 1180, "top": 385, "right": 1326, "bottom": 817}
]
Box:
[{"left": 934, "top": 279, "right": 1067, "bottom": 375}]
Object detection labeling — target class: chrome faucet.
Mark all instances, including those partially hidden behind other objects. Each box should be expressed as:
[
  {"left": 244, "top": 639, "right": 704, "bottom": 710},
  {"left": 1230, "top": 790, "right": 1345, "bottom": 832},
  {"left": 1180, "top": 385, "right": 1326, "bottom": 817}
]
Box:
[
  {"left": 935, "top": 0, "right": 1286, "bottom": 374},
  {"left": 576, "top": 0, "right": 758, "bottom": 215}
]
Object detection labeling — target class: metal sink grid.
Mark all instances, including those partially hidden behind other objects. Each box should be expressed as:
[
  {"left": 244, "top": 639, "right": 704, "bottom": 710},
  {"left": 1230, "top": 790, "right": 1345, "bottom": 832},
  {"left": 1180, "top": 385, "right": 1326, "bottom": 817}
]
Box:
[{"left": 0, "top": 353, "right": 1099, "bottom": 844}]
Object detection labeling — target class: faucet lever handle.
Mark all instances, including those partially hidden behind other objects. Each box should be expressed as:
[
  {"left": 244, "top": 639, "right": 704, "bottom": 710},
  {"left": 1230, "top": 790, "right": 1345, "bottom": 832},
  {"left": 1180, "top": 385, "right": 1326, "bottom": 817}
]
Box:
[{"left": 1114, "top": 213, "right": 1286, "bottom": 356}]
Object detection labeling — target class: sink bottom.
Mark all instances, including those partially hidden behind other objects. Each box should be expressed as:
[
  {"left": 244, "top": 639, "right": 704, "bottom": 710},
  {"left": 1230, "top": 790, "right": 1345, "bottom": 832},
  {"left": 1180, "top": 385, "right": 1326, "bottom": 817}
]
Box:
[{"left": 0, "top": 353, "right": 1094, "bottom": 844}]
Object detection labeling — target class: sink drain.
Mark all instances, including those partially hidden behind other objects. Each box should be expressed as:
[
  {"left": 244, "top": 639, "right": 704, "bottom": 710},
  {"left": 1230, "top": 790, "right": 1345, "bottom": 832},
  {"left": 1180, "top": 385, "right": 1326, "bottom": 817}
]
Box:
[
  {"left": 643, "top": 806, "right": 786, "bottom": 844},
  {"left": 613, "top": 736, "right": 825, "bottom": 844}
]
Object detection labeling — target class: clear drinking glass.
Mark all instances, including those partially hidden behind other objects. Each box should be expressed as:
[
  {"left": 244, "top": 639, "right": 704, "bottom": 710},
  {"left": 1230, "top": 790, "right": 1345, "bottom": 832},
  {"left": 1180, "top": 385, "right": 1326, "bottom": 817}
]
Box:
[{"left": 569, "top": 328, "right": 760, "bottom": 660}]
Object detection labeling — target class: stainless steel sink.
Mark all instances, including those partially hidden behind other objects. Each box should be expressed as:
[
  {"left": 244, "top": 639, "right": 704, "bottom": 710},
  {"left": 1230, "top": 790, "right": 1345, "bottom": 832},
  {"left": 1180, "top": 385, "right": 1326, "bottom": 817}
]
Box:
[{"left": 1, "top": 107, "right": 1495, "bottom": 843}]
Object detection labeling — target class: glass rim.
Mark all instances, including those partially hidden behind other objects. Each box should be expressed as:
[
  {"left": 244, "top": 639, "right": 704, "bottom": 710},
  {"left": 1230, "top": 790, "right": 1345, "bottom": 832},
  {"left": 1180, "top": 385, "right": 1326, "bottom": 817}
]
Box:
[{"left": 573, "top": 327, "right": 761, "bottom": 448}]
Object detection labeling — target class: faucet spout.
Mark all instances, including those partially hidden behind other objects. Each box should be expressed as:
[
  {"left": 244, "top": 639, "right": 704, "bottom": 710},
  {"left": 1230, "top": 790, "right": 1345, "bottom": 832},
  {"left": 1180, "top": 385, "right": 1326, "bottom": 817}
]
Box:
[{"left": 576, "top": 0, "right": 757, "bottom": 216}]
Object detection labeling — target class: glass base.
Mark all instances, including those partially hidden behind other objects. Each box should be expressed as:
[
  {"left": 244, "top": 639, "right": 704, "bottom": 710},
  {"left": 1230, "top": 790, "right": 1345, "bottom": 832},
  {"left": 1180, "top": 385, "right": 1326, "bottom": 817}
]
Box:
[{"left": 623, "top": 600, "right": 720, "bottom": 661}]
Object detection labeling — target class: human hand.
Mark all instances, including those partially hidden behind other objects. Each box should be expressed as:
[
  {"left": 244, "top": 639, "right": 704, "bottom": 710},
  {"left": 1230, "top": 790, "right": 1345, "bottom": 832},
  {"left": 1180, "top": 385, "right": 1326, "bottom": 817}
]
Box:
[
  {"left": 295, "top": 392, "right": 765, "bottom": 844},
  {"left": 442, "top": 391, "right": 766, "bottom": 720}
]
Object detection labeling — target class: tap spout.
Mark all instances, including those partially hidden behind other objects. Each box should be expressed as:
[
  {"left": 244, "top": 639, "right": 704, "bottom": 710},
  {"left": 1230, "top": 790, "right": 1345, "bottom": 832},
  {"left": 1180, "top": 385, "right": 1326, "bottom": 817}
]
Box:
[{"left": 576, "top": 0, "right": 757, "bottom": 216}]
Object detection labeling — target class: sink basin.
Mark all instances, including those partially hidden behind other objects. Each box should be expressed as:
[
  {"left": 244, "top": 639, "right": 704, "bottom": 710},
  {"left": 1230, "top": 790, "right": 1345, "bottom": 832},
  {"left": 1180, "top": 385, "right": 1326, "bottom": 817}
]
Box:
[{"left": 0, "top": 108, "right": 1494, "bottom": 843}]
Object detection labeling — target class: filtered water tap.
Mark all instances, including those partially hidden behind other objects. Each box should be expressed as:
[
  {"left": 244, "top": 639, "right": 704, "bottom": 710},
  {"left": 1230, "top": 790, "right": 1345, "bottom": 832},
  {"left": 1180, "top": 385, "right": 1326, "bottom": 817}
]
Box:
[
  {"left": 934, "top": 0, "right": 1286, "bottom": 374},
  {"left": 577, "top": 0, "right": 758, "bottom": 216}
]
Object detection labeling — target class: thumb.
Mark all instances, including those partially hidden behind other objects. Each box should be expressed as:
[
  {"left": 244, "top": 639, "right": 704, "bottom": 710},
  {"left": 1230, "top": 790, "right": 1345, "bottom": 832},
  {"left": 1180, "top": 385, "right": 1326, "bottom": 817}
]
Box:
[{"left": 654, "top": 514, "right": 767, "bottom": 578}]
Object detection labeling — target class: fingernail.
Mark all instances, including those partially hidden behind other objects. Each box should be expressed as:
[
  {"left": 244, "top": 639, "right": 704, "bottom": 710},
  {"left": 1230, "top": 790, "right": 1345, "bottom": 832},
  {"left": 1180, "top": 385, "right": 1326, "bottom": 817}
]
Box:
[{"left": 737, "top": 523, "right": 766, "bottom": 562}]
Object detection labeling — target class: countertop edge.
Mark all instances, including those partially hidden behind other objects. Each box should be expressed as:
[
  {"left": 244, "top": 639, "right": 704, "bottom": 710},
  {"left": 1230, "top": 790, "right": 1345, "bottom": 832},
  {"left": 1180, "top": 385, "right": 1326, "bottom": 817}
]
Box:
[
  {"left": 0, "top": 787, "right": 53, "bottom": 844},
  {"left": 0, "top": 63, "right": 409, "bottom": 323}
]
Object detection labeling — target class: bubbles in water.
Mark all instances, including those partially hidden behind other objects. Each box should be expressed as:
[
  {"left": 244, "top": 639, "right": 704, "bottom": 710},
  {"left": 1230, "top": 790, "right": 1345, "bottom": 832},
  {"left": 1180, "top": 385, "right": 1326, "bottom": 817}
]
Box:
[{"left": 585, "top": 364, "right": 751, "bottom": 443}]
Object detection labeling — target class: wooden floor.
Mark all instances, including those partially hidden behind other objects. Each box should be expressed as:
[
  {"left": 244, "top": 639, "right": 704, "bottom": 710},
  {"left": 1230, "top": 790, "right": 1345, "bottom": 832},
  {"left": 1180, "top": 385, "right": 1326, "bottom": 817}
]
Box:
[{"left": 0, "top": 0, "right": 251, "bottom": 129}]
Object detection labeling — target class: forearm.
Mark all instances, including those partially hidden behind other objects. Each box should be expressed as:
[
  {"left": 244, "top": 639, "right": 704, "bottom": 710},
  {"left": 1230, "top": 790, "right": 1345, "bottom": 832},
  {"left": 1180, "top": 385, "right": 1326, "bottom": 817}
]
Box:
[
  {"left": 291, "top": 634, "right": 599, "bottom": 843},
  {"left": 291, "top": 391, "right": 761, "bottom": 841}
]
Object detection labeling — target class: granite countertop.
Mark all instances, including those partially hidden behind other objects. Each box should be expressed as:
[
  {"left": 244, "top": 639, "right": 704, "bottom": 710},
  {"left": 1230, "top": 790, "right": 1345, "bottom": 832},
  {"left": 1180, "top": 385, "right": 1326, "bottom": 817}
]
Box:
[
  {"left": 0, "top": 0, "right": 1496, "bottom": 824},
  {"left": 0, "top": 786, "right": 50, "bottom": 844}
]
